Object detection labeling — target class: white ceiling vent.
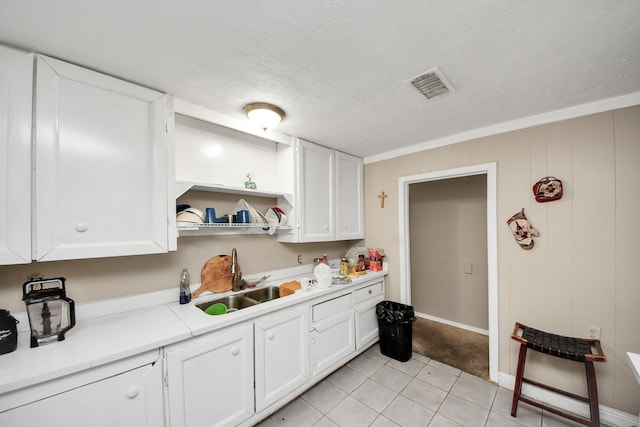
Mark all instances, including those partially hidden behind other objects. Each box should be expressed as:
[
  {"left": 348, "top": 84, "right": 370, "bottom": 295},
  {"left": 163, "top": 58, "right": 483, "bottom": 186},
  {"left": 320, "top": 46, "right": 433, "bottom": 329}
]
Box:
[{"left": 409, "top": 67, "right": 456, "bottom": 99}]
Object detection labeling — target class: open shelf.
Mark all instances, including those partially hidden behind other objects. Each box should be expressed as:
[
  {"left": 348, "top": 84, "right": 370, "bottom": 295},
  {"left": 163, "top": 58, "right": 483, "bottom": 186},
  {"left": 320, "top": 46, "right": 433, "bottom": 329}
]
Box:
[{"left": 176, "top": 181, "right": 292, "bottom": 201}]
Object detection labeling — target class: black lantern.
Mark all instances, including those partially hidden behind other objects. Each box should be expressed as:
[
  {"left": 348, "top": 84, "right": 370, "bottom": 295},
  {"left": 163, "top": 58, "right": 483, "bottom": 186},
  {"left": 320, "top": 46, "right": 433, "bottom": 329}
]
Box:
[{"left": 23, "top": 277, "right": 75, "bottom": 348}]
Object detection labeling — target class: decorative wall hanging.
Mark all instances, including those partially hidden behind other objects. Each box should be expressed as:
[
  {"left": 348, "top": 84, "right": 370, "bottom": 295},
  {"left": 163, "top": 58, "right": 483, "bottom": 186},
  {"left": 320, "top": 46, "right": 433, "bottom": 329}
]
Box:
[
  {"left": 378, "top": 191, "right": 388, "bottom": 208},
  {"left": 507, "top": 209, "right": 539, "bottom": 250},
  {"left": 533, "top": 176, "right": 563, "bottom": 203}
]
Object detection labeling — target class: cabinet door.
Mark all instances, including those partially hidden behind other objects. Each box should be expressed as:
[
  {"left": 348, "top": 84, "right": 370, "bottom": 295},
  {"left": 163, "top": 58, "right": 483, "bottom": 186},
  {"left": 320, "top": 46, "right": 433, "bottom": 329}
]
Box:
[
  {"left": 355, "top": 281, "right": 385, "bottom": 349},
  {"left": 355, "top": 296, "right": 384, "bottom": 349},
  {"left": 34, "top": 55, "right": 171, "bottom": 261},
  {"left": 0, "top": 362, "right": 163, "bottom": 427},
  {"left": 0, "top": 46, "right": 33, "bottom": 265},
  {"left": 335, "top": 151, "right": 364, "bottom": 240},
  {"left": 310, "top": 310, "right": 355, "bottom": 376},
  {"left": 165, "top": 323, "right": 254, "bottom": 427},
  {"left": 255, "top": 305, "right": 309, "bottom": 411},
  {"left": 298, "top": 139, "right": 334, "bottom": 242}
]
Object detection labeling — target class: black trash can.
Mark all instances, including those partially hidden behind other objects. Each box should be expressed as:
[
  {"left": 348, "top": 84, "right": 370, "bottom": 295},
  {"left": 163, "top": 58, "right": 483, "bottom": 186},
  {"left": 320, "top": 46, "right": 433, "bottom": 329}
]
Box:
[{"left": 376, "top": 300, "right": 415, "bottom": 362}]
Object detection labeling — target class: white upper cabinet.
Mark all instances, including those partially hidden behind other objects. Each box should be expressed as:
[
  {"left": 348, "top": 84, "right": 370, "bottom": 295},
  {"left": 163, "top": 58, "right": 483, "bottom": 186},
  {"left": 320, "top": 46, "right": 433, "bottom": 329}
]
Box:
[
  {"left": 277, "top": 138, "right": 364, "bottom": 242},
  {"left": 335, "top": 151, "right": 364, "bottom": 240},
  {"left": 0, "top": 46, "right": 33, "bottom": 265},
  {"left": 297, "top": 139, "right": 335, "bottom": 242},
  {"left": 34, "top": 55, "right": 174, "bottom": 261}
]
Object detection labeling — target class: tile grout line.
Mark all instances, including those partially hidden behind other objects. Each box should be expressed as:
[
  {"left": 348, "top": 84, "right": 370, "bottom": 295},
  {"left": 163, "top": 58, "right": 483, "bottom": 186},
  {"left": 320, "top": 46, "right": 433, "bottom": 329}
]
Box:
[{"left": 271, "top": 345, "right": 577, "bottom": 427}]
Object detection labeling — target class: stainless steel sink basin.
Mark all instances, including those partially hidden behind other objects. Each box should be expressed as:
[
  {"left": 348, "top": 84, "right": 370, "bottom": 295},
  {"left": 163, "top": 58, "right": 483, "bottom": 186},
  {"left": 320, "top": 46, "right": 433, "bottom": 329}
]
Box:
[
  {"left": 243, "top": 286, "right": 280, "bottom": 303},
  {"left": 197, "top": 286, "right": 281, "bottom": 315},
  {"left": 197, "top": 295, "right": 258, "bottom": 314}
]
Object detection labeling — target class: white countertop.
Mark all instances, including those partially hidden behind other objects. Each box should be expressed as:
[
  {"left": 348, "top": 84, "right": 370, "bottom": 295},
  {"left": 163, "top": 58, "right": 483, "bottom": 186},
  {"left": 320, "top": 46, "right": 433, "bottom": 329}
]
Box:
[
  {"left": 627, "top": 352, "right": 640, "bottom": 386},
  {"left": 169, "top": 269, "right": 386, "bottom": 336},
  {"left": 0, "top": 264, "right": 387, "bottom": 397},
  {"left": 0, "top": 304, "right": 191, "bottom": 395}
]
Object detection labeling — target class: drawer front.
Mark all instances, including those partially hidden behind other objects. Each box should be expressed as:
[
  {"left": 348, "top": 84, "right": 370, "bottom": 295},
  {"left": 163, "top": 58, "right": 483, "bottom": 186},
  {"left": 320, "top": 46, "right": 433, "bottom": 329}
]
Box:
[
  {"left": 354, "top": 281, "right": 383, "bottom": 304},
  {"left": 312, "top": 294, "right": 352, "bottom": 322}
]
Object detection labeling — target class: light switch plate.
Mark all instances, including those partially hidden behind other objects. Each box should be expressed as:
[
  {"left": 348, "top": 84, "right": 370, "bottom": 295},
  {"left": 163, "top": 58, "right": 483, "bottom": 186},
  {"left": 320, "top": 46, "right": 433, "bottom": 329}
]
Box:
[{"left": 464, "top": 262, "right": 473, "bottom": 274}]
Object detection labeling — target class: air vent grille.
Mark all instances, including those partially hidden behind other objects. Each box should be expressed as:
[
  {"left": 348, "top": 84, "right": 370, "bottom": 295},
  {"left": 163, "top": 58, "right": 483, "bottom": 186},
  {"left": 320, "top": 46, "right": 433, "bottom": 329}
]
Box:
[{"left": 410, "top": 68, "right": 455, "bottom": 99}]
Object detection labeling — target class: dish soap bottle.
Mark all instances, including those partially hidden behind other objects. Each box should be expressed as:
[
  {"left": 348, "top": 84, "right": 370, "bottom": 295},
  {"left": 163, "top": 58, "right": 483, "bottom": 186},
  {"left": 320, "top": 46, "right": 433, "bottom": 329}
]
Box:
[{"left": 179, "top": 268, "right": 192, "bottom": 304}]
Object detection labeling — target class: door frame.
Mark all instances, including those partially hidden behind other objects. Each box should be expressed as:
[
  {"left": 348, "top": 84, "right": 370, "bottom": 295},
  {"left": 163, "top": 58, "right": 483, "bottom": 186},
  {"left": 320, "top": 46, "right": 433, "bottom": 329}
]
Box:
[{"left": 398, "top": 162, "right": 498, "bottom": 382}]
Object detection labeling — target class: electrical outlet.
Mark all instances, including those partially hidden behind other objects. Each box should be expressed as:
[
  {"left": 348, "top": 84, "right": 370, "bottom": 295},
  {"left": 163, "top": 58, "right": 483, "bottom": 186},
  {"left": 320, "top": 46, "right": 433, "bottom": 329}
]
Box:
[
  {"left": 586, "top": 325, "right": 601, "bottom": 340},
  {"left": 297, "top": 254, "right": 302, "bottom": 264}
]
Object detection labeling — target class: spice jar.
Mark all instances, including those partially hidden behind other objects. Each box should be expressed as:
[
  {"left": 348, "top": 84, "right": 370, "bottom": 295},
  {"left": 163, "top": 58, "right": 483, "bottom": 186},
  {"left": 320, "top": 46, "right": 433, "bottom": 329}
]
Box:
[{"left": 341, "top": 257, "right": 349, "bottom": 276}]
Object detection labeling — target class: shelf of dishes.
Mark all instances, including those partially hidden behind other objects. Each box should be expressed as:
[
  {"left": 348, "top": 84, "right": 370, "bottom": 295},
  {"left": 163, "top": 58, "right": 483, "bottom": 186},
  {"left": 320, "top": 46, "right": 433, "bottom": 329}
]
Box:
[{"left": 176, "top": 199, "right": 290, "bottom": 237}]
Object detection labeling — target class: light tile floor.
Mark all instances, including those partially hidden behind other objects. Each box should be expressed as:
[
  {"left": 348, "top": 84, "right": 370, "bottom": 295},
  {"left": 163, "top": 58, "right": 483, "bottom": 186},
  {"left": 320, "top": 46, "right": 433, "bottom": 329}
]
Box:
[{"left": 259, "top": 344, "right": 597, "bottom": 427}]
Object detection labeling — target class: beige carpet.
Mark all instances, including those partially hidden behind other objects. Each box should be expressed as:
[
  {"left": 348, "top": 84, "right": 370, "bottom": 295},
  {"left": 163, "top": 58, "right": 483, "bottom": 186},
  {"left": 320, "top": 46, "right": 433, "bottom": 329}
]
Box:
[{"left": 412, "top": 317, "right": 490, "bottom": 381}]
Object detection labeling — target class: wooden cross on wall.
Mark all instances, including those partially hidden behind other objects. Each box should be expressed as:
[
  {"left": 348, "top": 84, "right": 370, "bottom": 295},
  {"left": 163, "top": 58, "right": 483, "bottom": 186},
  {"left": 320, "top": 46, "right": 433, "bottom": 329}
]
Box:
[{"left": 378, "top": 191, "right": 388, "bottom": 208}]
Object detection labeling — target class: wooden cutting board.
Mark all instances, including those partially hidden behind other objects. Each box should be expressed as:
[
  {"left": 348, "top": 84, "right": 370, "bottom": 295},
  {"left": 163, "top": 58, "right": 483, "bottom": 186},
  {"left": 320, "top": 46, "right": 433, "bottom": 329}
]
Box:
[{"left": 192, "top": 255, "right": 234, "bottom": 298}]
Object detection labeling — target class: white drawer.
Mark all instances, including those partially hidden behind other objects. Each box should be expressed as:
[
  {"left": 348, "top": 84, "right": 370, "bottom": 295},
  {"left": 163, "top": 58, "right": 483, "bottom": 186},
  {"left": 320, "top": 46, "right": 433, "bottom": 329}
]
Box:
[
  {"left": 312, "top": 294, "right": 352, "bottom": 322},
  {"left": 354, "top": 281, "right": 383, "bottom": 304}
]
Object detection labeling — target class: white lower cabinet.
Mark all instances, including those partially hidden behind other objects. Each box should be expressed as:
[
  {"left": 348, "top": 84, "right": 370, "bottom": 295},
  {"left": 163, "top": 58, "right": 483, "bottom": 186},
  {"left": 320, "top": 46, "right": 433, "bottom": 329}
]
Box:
[
  {"left": 0, "top": 354, "right": 163, "bottom": 427},
  {"left": 164, "top": 323, "right": 254, "bottom": 427},
  {"left": 310, "top": 294, "right": 356, "bottom": 376},
  {"left": 354, "top": 281, "right": 385, "bottom": 349},
  {"left": 254, "top": 305, "right": 309, "bottom": 411}
]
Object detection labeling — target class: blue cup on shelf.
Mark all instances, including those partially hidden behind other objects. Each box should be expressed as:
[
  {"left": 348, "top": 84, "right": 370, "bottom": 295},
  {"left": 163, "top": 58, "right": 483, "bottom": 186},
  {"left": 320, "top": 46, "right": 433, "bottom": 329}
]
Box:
[
  {"left": 205, "top": 208, "right": 216, "bottom": 223},
  {"left": 237, "top": 210, "right": 250, "bottom": 223}
]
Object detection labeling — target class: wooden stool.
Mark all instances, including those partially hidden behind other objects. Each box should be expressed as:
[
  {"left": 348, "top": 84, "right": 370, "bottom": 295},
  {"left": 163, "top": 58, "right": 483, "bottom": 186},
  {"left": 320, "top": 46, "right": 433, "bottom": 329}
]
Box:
[{"left": 511, "top": 322, "right": 607, "bottom": 426}]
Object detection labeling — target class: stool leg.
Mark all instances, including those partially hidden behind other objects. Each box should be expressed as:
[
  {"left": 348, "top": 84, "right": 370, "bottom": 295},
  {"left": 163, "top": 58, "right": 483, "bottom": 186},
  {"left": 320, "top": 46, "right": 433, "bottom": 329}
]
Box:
[
  {"left": 511, "top": 344, "right": 528, "bottom": 417},
  {"left": 585, "top": 361, "right": 600, "bottom": 427}
]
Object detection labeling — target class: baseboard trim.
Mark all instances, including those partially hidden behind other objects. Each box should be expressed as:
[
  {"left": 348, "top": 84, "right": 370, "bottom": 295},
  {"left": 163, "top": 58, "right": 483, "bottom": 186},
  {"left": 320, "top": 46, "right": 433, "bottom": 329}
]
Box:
[
  {"left": 414, "top": 312, "right": 489, "bottom": 336},
  {"left": 498, "top": 372, "right": 638, "bottom": 427}
]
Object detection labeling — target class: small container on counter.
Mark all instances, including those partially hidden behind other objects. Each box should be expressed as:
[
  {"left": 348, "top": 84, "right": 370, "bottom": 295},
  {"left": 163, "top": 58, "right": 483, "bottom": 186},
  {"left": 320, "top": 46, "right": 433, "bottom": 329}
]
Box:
[
  {"left": 357, "top": 254, "right": 367, "bottom": 272},
  {"left": 341, "top": 257, "right": 349, "bottom": 276},
  {"left": 179, "top": 268, "right": 192, "bottom": 304}
]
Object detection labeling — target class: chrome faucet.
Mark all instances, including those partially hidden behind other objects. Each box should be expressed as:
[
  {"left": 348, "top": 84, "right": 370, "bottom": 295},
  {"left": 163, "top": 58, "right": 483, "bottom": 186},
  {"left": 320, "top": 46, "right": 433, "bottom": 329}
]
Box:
[{"left": 230, "top": 248, "right": 245, "bottom": 291}]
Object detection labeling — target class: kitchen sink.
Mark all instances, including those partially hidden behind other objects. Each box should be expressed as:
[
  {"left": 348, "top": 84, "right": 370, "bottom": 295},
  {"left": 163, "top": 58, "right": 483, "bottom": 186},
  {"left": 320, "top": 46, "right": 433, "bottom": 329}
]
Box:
[
  {"left": 243, "top": 286, "right": 280, "bottom": 303},
  {"left": 197, "top": 287, "right": 281, "bottom": 315},
  {"left": 197, "top": 295, "right": 258, "bottom": 313}
]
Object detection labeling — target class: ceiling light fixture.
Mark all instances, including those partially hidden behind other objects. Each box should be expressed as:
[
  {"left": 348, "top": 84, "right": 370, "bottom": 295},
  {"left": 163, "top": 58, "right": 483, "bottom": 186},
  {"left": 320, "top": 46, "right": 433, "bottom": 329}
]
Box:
[{"left": 243, "top": 102, "right": 285, "bottom": 131}]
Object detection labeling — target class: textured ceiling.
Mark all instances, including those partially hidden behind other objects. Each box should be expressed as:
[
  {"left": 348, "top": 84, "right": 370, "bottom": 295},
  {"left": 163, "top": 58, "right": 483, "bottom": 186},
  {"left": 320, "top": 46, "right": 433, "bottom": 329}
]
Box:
[{"left": 1, "top": 1, "right": 640, "bottom": 158}]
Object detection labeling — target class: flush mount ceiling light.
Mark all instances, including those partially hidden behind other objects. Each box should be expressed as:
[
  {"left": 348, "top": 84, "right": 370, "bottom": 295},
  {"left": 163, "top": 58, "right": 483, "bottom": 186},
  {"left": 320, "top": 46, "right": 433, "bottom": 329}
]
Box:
[{"left": 243, "top": 102, "right": 285, "bottom": 131}]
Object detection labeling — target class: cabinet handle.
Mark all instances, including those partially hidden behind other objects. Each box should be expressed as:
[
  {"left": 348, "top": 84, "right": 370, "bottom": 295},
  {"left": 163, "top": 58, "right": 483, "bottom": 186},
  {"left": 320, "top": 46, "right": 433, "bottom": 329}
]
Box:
[
  {"left": 368, "top": 289, "right": 372, "bottom": 294},
  {"left": 267, "top": 331, "right": 275, "bottom": 340},
  {"left": 231, "top": 346, "right": 240, "bottom": 356},
  {"left": 323, "top": 225, "right": 329, "bottom": 230},
  {"left": 311, "top": 338, "right": 315, "bottom": 345},
  {"left": 75, "top": 223, "right": 88, "bottom": 232},
  {"left": 126, "top": 387, "right": 139, "bottom": 399}
]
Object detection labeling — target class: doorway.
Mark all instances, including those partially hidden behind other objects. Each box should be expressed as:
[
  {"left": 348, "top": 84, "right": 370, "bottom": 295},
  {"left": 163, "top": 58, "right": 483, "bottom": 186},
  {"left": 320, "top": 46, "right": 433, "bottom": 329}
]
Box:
[{"left": 398, "top": 163, "right": 498, "bottom": 382}]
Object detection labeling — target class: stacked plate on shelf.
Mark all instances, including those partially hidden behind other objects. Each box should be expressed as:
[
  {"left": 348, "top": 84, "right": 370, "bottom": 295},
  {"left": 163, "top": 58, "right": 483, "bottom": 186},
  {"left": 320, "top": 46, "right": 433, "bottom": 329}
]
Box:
[
  {"left": 234, "top": 199, "right": 268, "bottom": 232},
  {"left": 176, "top": 207, "right": 204, "bottom": 226},
  {"left": 264, "top": 207, "right": 288, "bottom": 235},
  {"left": 234, "top": 199, "right": 288, "bottom": 234}
]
